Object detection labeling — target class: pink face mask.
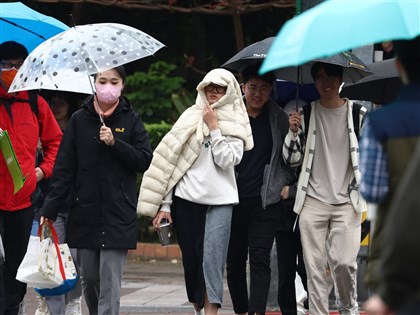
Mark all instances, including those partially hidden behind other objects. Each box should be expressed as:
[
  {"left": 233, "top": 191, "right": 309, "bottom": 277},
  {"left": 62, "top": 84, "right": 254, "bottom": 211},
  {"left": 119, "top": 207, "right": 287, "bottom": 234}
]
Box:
[{"left": 95, "top": 83, "right": 122, "bottom": 105}]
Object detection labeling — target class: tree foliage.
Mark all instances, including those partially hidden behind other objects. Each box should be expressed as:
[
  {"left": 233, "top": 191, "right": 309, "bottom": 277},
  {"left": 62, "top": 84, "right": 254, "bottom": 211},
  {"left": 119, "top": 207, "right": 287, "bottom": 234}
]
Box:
[{"left": 125, "top": 61, "right": 193, "bottom": 123}]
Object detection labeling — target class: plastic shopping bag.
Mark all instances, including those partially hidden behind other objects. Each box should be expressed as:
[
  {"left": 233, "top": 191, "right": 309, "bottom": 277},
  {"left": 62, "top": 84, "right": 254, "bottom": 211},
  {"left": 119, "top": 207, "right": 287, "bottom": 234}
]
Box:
[
  {"left": 16, "top": 235, "right": 62, "bottom": 288},
  {"left": 35, "top": 242, "right": 78, "bottom": 296},
  {"left": 16, "top": 221, "right": 77, "bottom": 294}
]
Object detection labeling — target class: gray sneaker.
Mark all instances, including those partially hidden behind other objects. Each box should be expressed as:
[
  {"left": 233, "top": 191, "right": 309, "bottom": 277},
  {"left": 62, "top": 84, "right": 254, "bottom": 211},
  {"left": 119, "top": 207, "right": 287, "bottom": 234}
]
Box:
[
  {"left": 65, "top": 297, "right": 82, "bottom": 315},
  {"left": 18, "top": 301, "right": 27, "bottom": 315},
  {"left": 35, "top": 296, "right": 51, "bottom": 315}
]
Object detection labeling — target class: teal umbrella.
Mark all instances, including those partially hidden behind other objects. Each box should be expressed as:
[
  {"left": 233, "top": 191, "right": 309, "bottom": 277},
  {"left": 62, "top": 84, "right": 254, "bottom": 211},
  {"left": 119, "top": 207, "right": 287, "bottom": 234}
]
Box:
[{"left": 260, "top": 0, "right": 420, "bottom": 74}]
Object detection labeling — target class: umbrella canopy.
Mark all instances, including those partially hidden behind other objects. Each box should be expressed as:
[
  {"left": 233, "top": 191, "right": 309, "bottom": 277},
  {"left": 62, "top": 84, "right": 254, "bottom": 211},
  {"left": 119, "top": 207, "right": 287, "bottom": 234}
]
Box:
[
  {"left": 9, "top": 23, "right": 165, "bottom": 94},
  {"left": 0, "top": 2, "right": 69, "bottom": 52},
  {"left": 341, "top": 58, "right": 401, "bottom": 104},
  {"left": 276, "top": 51, "right": 372, "bottom": 84},
  {"left": 221, "top": 37, "right": 274, "bottom": 72},
  {"left": 260, "top": 0, "right": 420, "bottom": 75},
  {"left": 274, "top": 80, "right": 319, "bottom": 105}
]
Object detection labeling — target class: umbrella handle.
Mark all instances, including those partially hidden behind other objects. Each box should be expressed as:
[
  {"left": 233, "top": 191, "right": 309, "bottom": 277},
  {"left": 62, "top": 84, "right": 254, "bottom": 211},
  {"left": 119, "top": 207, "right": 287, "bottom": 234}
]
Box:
[
  {"left": 295, "top": 66, "right": 302, "bottom": 112},
  {"left": 93, "top": 93, "right": 105, "bottom": 126}
]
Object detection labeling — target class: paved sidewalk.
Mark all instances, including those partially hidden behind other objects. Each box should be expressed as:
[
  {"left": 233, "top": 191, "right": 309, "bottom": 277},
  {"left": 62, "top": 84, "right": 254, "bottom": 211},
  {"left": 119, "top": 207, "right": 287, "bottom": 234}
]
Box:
[
  {"left": 24, "top": 258, "right": 236, "bottom": 315},
  {"left": 24, "top": 258, "right": 366, "bottom": 315}
]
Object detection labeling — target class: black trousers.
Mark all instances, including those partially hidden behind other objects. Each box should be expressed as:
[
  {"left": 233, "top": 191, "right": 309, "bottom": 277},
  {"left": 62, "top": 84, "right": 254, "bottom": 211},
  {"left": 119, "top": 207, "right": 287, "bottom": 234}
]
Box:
[
  {"left": 275, "top": 227, "right": 308, "bottom": 315},
  {"left": 226, "top": 197, "right": 280, "bottom": 315},
  {"left": 173, "top": 197, "right": 207, "bottom": 309},
  {"left": 0, "top": 206, "right": 34, "bottom": 315}
]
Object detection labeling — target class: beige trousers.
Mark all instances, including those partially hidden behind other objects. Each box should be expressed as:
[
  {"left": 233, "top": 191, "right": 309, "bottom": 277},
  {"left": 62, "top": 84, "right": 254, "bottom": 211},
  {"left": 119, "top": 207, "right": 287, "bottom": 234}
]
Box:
[{"left": 299, "top": 196, "right": 361, "bottom": 315}]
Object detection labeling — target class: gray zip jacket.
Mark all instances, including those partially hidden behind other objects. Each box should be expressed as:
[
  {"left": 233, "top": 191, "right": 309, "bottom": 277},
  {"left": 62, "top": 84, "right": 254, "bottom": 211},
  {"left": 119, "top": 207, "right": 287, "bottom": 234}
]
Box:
[{"left": 260, "top": 99, "right": 296, "bottom": 209}]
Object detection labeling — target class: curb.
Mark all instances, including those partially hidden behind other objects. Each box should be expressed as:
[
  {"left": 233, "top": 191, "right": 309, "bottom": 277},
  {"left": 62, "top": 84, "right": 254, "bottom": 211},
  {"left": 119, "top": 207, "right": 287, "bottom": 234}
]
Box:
[{"left": 128, "top": 242, "right": 182, "bottom": 260}]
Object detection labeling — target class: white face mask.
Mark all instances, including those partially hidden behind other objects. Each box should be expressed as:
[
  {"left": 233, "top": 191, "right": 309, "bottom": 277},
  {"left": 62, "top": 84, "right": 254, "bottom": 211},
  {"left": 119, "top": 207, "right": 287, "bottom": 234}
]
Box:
[{"left": 95, "top": 83, "right": 122, "bottom": 105}]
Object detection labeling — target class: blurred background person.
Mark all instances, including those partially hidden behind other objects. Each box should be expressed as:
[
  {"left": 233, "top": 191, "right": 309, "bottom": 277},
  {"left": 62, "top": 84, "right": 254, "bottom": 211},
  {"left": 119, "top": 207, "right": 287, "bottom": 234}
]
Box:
[
  {"left": 364, "top": 141, "right": 420, "bottom": 315},
  {"left": 360, "top": 35, "right": 420, "bottom": 315},
  {"left": 32, "top": 91, "right": 83, "bottom": 315}
]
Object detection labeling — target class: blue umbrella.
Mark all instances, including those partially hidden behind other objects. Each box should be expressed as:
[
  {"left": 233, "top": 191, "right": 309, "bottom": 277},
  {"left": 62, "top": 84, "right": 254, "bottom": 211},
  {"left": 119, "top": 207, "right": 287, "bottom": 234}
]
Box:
[
  {"left": 274, "top": 80, "right": 319, "bottom": 106},
  {"left": 0, "top": 2, "right": 69, "bottom": 52},
  {"left": 260, "top": 0, "right": 420, "bottom": 74}
]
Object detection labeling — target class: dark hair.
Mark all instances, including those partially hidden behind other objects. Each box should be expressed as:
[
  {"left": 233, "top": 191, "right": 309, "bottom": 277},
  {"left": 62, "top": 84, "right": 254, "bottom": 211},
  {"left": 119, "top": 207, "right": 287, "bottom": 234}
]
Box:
[
  {"left": 311, "top": 62, "right": 343, "bottom": 81},
  {"left": 241, "top": 62, "right": 275, "bottom": 84},
  {"left": 49, "top": 91, "right": 80, "bottom": 120},
  {"left": 393, "top": 35, "right": 420, "bottom": 83},
  {"left": 93, "top": 65, "right": 127, "bottom": 83},
  {"left": 0, "top": 41, "right": 28, "bottom": 60}
]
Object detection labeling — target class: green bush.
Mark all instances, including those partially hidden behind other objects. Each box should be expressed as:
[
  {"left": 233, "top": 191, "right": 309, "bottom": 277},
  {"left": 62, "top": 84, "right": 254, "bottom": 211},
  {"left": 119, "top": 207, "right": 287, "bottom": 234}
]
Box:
[
  {"left": 126, "top": 61, "right": 190, "bottom": 123},
  {"left": 145, "top": 122, "right": 172, "bottom": 149},
  {"left": 129, "top": 62, "right": 194, "bottom": 243}
]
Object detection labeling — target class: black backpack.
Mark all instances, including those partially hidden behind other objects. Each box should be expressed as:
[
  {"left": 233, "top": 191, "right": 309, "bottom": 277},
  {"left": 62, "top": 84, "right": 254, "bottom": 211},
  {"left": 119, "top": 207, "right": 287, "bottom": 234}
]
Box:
[
  {"left": 301, "top": 102, "right": 363, "bottom": 139},
  {"left": 0, "top": 90, "right": 39, "bottom": 123}
]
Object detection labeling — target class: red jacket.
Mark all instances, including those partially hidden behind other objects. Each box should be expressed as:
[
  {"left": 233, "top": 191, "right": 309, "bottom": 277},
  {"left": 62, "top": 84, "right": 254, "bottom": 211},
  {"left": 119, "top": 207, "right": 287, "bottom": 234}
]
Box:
[{"left": 0, "top": 87, "right": 62, "bottom": 211}]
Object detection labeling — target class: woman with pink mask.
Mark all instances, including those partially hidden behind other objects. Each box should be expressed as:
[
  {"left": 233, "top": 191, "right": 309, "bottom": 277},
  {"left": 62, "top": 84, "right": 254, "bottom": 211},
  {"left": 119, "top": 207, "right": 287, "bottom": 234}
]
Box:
[{"left": 40, "top": 66, "right": 153, "bottom": 315}]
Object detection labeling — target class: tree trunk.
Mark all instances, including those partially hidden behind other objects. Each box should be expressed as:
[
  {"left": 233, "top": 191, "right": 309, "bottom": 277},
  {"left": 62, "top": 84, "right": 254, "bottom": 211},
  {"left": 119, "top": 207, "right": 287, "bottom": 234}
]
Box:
[{"left": 232, "top": 12, "right": 244, "bottom": 51}]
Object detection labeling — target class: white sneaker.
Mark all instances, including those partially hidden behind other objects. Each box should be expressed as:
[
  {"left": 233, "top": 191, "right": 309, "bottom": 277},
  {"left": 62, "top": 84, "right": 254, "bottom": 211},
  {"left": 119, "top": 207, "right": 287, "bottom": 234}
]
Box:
[
  {"left": 18, "top": 301, "right": 27, "bottom": 315},
  {"left": 65, "top": 297, "right": 82, "bottom": 315},
  {"left": 35, "top": 296, "right": 51, "bottom": 315}
]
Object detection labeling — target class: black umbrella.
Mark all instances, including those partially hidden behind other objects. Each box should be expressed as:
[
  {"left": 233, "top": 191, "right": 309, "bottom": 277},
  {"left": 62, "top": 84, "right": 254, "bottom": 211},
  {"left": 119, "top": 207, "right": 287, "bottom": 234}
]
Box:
[
  {"left": 223, "top": 43, "right": 371, "bottom": 84},
  {"left": 275, "top": 51, "right": 372, "bottom": 84},
  {"left": 221, "top": 37, "right": 275, "bottom": 72},
  {"left": 276, "top": 52, "right": 371, "bottom": 110},
  {"left": 222, "top": 42, "right": 371, "bottom": 110},
  {"left": 341, "top": 58, "right": 401, "bottom": 104}
]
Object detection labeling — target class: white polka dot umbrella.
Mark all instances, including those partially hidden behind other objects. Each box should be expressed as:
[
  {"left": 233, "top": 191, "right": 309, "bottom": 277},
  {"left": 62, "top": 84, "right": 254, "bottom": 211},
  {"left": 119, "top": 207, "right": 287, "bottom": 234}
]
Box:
[{"left": 8, "top": 23, "right": 165, "bottom": 94}]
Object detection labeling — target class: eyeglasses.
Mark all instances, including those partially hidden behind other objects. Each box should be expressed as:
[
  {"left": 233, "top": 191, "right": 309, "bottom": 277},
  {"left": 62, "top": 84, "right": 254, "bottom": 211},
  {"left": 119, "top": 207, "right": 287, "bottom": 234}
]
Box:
[
  {"left": 205, "top": 84, "right": 227, "bottom": 94},
  {"left": 246, "top": 84, "right": 271, "bottom": 95},
  {"left": 0, "top": 60, "right": 24, "bottom": 71}
]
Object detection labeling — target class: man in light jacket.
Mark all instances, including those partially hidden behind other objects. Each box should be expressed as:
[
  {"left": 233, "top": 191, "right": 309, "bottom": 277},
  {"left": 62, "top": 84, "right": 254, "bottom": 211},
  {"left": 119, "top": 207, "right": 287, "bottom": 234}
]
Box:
[{"left": 283, "top": 62, "right": 366, "bottom": 315}]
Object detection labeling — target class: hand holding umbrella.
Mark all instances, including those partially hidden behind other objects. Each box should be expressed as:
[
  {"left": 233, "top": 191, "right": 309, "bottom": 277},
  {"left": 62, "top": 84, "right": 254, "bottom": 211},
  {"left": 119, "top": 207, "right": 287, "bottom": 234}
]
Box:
[
  {"left": 99, "top": 125, "right": 115, "bottom": 146},
  {"left": 289, "top": 111, "right": 301, "bottom": 134}
]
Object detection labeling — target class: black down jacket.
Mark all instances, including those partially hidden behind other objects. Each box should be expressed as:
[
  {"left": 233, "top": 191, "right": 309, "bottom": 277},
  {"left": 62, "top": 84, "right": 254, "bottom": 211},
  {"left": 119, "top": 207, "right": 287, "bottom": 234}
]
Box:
[{"left": 41, "top": 96, "right": 152, "bottom": 249}]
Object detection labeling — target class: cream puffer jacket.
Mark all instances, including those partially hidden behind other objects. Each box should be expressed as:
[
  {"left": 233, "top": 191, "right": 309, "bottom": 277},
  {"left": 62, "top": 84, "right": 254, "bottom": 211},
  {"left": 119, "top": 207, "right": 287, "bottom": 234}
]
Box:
[{"left": 137, "top": 68, "right": 253, "bottom": 217}]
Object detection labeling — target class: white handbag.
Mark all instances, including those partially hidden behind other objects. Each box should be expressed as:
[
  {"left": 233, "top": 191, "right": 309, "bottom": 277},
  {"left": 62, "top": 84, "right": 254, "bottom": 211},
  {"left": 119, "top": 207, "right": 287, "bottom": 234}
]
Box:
[{"left": 16, "top": 221, "right": 77, "bottom": 293}]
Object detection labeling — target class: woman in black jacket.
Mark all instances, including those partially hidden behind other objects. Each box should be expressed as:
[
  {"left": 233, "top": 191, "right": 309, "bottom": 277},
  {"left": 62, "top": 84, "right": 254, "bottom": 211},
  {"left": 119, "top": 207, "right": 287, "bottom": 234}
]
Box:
[{"left": 41, "top": 65, "right": 152, "bottom": 315}]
